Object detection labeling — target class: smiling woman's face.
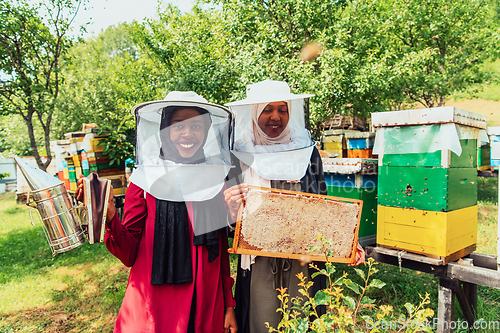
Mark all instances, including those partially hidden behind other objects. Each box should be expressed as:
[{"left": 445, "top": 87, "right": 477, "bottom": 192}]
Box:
[
  {"left": 257, "top": 101, "right": 289, "bottom": 138},
  {"left": 166, "top": 108, "right": 206, "bottom": 158}
]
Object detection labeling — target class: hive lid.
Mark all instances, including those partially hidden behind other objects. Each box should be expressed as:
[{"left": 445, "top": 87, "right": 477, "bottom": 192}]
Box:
[
  {"left": 371, "top": 107, "right": 487, "bottom": 129},
  {"left": 344, "top": 131, "right": 376, "bottom": 139},
  {"left": 487, "top": 127, "right": 500, "bottom": 136},
  {"left": 323, "top": 129, "right": 359, "bottom": 136}
]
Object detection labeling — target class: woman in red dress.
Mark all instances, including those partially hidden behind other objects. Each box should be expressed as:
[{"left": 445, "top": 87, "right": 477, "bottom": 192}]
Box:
[{"left": 78, "top": 91, "right": 237, "bottom": 333}]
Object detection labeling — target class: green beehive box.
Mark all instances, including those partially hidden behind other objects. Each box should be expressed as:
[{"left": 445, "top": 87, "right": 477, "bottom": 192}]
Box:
[
  {"left": 478, "top": 143, "right": 491, "bottom": 169},
  {"left": 382, "top": 139, "right": 477, "bottom": 168},
  {"left": 378, "top": 166, "right": 477, "bottom": 212},
  {"left": 327, "top": 186, "right": 377, "bottom": 243}
]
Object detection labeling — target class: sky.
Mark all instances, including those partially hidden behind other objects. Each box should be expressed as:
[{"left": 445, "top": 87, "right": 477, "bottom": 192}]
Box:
[
  {"left": 0, "top": 0, "right": 195, "bottom": 79},
  {"left": 71, "top": 0, "right": 196, "bottom": 38}
]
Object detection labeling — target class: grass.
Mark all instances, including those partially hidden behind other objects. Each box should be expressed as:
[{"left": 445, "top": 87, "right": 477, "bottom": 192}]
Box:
[
  {"left": 1, "top": 175, "right": 500, "bottom": 332},
  {"left": 0, "top": 192, "right": 126, "bottom": 332}
]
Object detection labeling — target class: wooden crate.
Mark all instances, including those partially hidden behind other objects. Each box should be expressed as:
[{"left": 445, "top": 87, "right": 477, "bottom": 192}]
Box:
[
  {"left": 377, "top": 205, "right": 477, "bottom": 262},
  {"left": 347, "top": 138, "right": 374, "bottom": 150},
  {"left": 323, "top": 135, "right": 344, "bottom": 144},
  {"left": 382, "top": 139, "right": 477, "bottom": 168},
  {"left": 478, "top": 143, "right": 490, "bottom": 170},
  {"left": 322, "top": 115, "right": 366, "bottom": 131},
  {"left": 378, "top": 166, "right": 477, "bottom": 212},
  {"left": 323, "top": 158, "right": 378, "bottom": 175},
  {"left": 230, "top": 186, "right": 362, "bottom": 263}
]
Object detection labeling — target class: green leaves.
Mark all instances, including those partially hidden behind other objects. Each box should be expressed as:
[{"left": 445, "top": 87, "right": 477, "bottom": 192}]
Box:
[
  {"left": 313, "top": 290, "right": 330, "bottom": 306},
  {"left": 343, "top": 278, "right": 361, "bottom": 295},
  {"left": 354, "top": 268, "right": 365, "bottom": 280},
  {"left": 0, "top": 0, "right": 84, "bottom": 169},
  {"left": 343, "top": 295, "right": 356, "bottom": 309},
  {"left": 360, "top": 296, "right": 375, "bottom": 305},
  {"left": 369, "top": 279, "right": 386, "bottom": 289}
]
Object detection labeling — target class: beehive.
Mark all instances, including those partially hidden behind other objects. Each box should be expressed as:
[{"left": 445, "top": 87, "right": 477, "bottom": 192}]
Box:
[
  {"left": 377, "top": 205, "right": 477, "bottom": 262},
  {"left": 321, "top": 129, "right": 359, "bottom": 158},
  {"left": 372, "top": 107, "right": 486, "bottom": 260},
  {"left": 477, "top": 143, "right": 491, "bottom": 171},
  {"left": 378, "top": 166, "right": 477, "bottom": 212},
  {"left": 323, "top": 158, "right": 378, "bottom": 246},
  {"left": 55, "top": 130, "right": 127, "bottom": 195},
  {"left": 344, "top": 131, "right": 375, "bottom": 159},
  {"left": 382, "top": 139, "right": 477, "bottom": 168}
]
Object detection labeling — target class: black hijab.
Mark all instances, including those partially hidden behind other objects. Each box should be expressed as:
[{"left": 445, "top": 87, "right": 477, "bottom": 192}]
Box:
[
  {"left": 151, "top": 106, "right": 224, "bottom": 285},
  {"left": 158, "top": 106, "right": 211, "bottom": 164}
]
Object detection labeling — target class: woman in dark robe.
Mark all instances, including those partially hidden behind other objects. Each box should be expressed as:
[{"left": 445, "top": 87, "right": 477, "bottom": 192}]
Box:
[{"left": 223, "top": 80, "right": 365, "bottom": 333}]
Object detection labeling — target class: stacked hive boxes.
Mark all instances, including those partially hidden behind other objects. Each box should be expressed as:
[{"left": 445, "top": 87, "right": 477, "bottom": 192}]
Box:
[
  {"left": 372, "top": 107, "right": 486, "bottom": 263},
  {"left": 321, "top": 129, "right": 360, "bottom": 158},
  {"left": 344, "top": 132, "right": 375, "bottom": 158},
  {"left": 487, "top": 127, "right": 500, "bottom": 170},
  {"left": 52, "top": 130, "right": 127, "bottom": 196},
  {"left": 323, "top": 158, "right": 378, "bottom": 246}
]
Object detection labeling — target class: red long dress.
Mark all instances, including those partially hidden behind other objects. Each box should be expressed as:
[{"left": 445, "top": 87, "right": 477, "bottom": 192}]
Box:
[{"left": 105, "top": 183, "right": 236, "bottom": 333}]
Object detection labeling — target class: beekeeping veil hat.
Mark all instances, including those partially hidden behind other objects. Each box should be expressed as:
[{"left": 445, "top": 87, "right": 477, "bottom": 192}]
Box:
[
  {"left": 226, "top": 80, "right": 315, "bottom": 181},
  {"left": 129, "top": 91, "right": 233, "bottom": 202}
]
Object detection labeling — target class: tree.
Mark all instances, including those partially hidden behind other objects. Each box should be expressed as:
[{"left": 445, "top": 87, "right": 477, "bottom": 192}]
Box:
[
  {"left": 376, "top": 0, "right": 500, "bottom": 107},
  {"left": 0, "top": 0, "right": 85, "bottom": 171},
  {"left": 129, "top": 5, "right": 243, "bottom": 105},
  {"left": 210, "top": 0, "right": 499, "bottom": 125},
  {"left": 53, "top": 23, "right": 165, "bottom": 138},
  {"left": 207, "top": 0, "right": 402, "bottom": 135}
]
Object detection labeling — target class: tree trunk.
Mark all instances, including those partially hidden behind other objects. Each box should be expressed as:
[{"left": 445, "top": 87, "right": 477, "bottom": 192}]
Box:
[{"left": 24, "top": 108, "right": 48, "bottom": 172}]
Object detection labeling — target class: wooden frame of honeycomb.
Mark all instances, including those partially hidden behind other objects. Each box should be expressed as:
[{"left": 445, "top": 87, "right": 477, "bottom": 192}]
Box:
[{"left": 229, "top": 186, "right": 363, "bottom": 264}]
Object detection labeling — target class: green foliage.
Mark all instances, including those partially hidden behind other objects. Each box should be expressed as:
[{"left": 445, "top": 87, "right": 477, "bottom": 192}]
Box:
[
  {"left": 0, "top": 173, "right": 9, "bottom": 181},
  {"left": 194, "top": 0, "right": 499, "bottom": 137},
  {"left": 53, "top": 23, "right": 162, "bottom": 138},
  {"left": 99, "top": 118, "right": 135, "bottom": 168},
  {"left": 266, "top": 236, "right": 434, "bottom": 332},
  {"left": 376, "top": 0, "right": 499, "bottom": 108},
  {"left": 129, "top": 5, "right": 242, "bottom": 105},
  {"left": 0, "top": 114, "right": 44, "bottom": 156}
]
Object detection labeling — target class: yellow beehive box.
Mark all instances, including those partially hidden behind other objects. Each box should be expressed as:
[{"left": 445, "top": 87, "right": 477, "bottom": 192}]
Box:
[
  {"left": 377, "top": 205, "right": 477, "bottom": 261},
  {"left": 89, "top": 138, "right": 106, "bottom": 153},
  {"left": 107, "top": 174, "right": 128, "bottom": 196},
  {"left": 324, "top": 142, "right": 342, "bottom": 151}
]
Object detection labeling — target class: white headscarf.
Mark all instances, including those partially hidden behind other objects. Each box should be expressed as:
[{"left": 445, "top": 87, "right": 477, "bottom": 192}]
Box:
[{"left": 251, "top": 102, "right": 292, "bottom": 146}]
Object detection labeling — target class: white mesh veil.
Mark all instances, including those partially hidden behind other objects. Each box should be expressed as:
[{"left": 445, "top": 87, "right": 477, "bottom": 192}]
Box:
[
  {"left": 129, "top": 93, "right": 233, "bottom": 202},
  {"left": 227, "top": 92, "right": 315, "bottom": 181}
]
